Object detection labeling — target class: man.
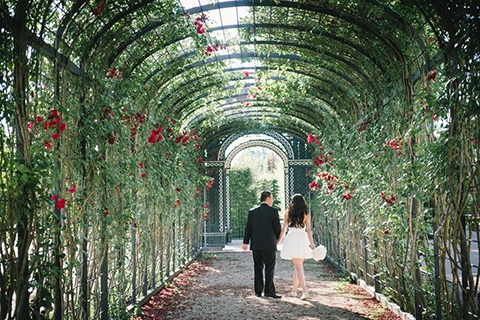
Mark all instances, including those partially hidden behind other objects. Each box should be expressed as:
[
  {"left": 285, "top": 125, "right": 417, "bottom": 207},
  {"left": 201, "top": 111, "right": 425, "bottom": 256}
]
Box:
[{"left": 242, "top": 190, "right": 282, "bottom": 298}]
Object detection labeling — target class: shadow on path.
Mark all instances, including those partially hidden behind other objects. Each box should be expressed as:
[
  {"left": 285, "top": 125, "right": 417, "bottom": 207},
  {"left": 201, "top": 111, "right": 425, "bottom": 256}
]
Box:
[{"left": 134, "top": 243, "right": 401, "bottom": 320}]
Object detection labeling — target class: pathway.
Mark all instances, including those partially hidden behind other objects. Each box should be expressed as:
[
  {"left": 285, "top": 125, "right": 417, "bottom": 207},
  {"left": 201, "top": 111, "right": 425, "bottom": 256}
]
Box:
[{"left": 133, "top": 240, "right": 406, "bottom": 320}]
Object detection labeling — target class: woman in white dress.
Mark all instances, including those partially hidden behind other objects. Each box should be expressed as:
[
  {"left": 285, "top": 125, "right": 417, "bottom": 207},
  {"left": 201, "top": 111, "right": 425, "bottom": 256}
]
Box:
[{"left": 278, "top": 194, "right": 315, "bottom": 300}]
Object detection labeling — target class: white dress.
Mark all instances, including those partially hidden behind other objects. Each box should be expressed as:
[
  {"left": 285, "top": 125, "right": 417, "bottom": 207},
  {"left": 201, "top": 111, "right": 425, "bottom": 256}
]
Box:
[{"left": 280, "top": 227, "right": 312, "bottom": 260}]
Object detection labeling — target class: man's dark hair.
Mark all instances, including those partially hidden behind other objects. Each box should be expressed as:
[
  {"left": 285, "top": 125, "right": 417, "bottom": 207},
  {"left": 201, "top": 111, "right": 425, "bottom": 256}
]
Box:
[{"left": 260, "top": 190, "right": 272, "bottom": 202}]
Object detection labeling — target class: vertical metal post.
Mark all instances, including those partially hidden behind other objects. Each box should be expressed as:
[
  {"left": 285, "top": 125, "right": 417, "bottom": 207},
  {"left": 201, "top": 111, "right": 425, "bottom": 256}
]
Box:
[
  {"left": 204, "top": 189, "right": 207, "bottom": 247},
  {"left": 363, "top": 235, "right": 369, "bottom": 282},
  {"left": 131, "top": 218, "right": 137, "bottom": 305},
  {"left": 433, "top": 205, "right": 442, "bottom": 320},
  {"left": 374, "top": 240, "right": 381, "bottom": 293},
  {"left": 172, "top": 218, "right": 177, "bottom": 272},
  {"left": 81, "top": 219, "right": 88, "bottom": 318},
  {"left": 460, "top": 212, "right": 469, "bottom": 320},
  {"left": 151, "top": 241, "right": 156, "bottom": 289},
  {"left": 412, "top": 197, "right": 423, "bottom": 320},
  {"left": 100, "top": 230, "right": 108, "bottom": 320}
]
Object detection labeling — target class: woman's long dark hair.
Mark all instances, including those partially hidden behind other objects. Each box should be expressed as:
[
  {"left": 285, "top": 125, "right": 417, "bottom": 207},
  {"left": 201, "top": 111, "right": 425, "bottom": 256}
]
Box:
[{"left": 286, "top": 194, "right": 309, "bottom": 227}]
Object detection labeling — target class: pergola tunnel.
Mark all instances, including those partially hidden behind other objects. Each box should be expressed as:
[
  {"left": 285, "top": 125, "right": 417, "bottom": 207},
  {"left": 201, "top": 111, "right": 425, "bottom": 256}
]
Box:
[{"left": 0, "top": 0, "right": 479, "bottom": 319}]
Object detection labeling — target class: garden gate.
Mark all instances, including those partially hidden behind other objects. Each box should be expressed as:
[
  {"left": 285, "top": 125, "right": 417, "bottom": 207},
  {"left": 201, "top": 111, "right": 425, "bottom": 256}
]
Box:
[{"left": 203, "top": 131, "right": 312, "bottom": 246}]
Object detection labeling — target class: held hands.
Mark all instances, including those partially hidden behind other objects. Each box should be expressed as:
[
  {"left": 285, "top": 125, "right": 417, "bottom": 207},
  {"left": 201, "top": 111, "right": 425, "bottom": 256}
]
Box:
[{"left": 241, "top": 243, "right": 248, "bottom": 251}]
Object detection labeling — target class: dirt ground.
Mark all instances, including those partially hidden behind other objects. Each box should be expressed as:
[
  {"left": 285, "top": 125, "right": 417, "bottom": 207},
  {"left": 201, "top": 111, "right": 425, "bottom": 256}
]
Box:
[{"left": 132, "top": 251, "right": 402, "bottom": 320}]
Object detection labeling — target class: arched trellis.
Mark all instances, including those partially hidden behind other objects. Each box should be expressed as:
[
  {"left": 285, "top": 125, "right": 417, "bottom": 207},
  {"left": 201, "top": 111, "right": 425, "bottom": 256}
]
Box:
[
  {"left": 2, "top": 0, "right": 479, "bottom": 319},
  {"left": 203, "top": 131, "right": 311, "bottom": 246}
]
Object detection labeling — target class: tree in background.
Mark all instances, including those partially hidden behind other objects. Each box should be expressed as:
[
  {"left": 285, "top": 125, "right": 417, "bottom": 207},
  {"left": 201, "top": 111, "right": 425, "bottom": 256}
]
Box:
[
  {"left": 229, "top": 168, "right": 258, "bottom": 238},
  {"left": 257, "top": 178, "right": 281, "bottom": 210}
]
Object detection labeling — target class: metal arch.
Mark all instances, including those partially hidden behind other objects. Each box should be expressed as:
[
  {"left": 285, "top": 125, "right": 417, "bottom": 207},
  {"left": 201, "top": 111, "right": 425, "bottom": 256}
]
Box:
[
  {"left": 117, "top": 24, "right": 386, "bottom": 82},
  {"left": 145, "top": 51, "right": 360, "bottom": 91},
  {"left": 107, "top": 20, "right": 167, "bottom": 66},
  {"left": 55, "top": 0, "right": 89, "bottom": 43},
  {"left": 160, "top": 64, "right": 355, "bottom": 113},
  {"left": 224, "top": 140, "right": 290, "bottom": 169},
  {"left": 198, "top": 122, "right": 315, "bottom": 149},
  {"left": 187, "top": 0, "right": 408, "bottom": 65},
  {"left": 187, "top": 108, "right": 322, "bottom": 135},
  {"left": 107, "top": 1, "right": 409, "bottom": 76},
  {"left": 251, "top": 40, "right": 375, "bottom": 84},
  {"left": 169, "top": 80, "right": 337, "bottom": 120},
  {"left": 121, "top": 24, "right": 386, "bottom": 80},
  {"left": 172, "top": 89, "right": 345, "bottom": 131},
  {"left": 85, "top": 0, "right": 157, "bottom": 62},
  {"left": 218, "top": 131, "right": 294, "bottom": 161},
  {"left": 183, "top": 99, "right": 330, "bottom": 130}
]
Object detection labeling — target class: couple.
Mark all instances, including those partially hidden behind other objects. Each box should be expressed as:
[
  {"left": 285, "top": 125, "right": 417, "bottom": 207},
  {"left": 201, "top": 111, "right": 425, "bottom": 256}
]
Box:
[{"left": 242, "top": 191, "right": 315, "bottom": 300}]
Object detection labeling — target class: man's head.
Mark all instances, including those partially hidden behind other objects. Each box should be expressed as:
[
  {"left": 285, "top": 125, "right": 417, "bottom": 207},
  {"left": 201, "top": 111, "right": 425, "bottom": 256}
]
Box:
[{"left": 260, "top": 190, "right": 274, "bottom": 206}]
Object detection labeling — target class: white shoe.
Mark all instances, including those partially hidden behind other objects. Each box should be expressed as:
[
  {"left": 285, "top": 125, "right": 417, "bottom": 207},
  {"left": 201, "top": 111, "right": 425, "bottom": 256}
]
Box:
[
  {"left": 291, "top": 292, "right": 297, "bottom": 297},
  {"left": 300, "top": 292, "right": 310, "bottom": 300}
]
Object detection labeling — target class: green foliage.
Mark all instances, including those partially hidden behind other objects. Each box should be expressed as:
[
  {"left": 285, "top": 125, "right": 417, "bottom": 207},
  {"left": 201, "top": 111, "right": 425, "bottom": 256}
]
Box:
[{"left": 229, "top": 168, "right": 258, "bottom": 237}]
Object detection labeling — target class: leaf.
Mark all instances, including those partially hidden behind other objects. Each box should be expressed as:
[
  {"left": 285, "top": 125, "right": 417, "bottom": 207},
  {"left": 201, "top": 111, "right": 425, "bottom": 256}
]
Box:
[{"left": 18, "top": 164, "right": 30, "bottom": 174}]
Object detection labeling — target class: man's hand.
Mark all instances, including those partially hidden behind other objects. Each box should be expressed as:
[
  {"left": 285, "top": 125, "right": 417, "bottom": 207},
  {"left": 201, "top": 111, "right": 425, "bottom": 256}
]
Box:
[{"left": 242, "top": 243, "right": 248, "bottom": 251}]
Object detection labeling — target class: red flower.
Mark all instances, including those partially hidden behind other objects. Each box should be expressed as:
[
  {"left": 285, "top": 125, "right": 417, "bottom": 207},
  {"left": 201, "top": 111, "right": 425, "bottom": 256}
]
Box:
[
  {"left": 176, "top": 188, "right": 181, "bottom": 192},
  {"left": 141, "top": 173, "right": 146, "bottom": 178},
  {"left": 50, "top": 109, "right": 59, "bottom": 118},
  {"left": 307, "top": 133, "right": 314, "bottom": 144},
  {"left": 51, "top": 194, "right": 59, "bottom": 201},
  {"left": 130, "top": 125, "right": 137, "bottom": 137},
  {"left": 44, "top": 121, "right": 53, "bottom": 130},
  {"left": 175, "top": 199, "right": 182, "bottom": 207},
  {"left": 36, "top": 116, "right": 43, "bottom": 124},
  {"left": 60, "top": 123, "right": 66, "bottom": 132},
  {"left": 148, "top": 126, "right": 163, "bottom": 144},
  {"left": 309, "top": 181, "right": 317, "bottom": 190},
  {"left": 358, "top": 120, "right": 371, "bottom": 132},
  {"left": 138, "top": 163, "right": 144, "bottom": 168},
  {"left": 44, "top": 141, "right": 51, "bottom": 149},
  {"left": 244, "top": 71, "right": 250, "bottom": 77},
  {"left": 55, "top": 198, "right": 66, "bottom": 209},
  {"left": 107, "top": 131, "right": 116, "bottom": 144},
  {"left": 52, "top": 132, "right": 61, "bottom": 139},
  {"left": 314, "top": 155, "right": 324, "bottom": 167},
  {"left": 68, "top": 184, "right": 76, "bottom": 193},
  {"left": 148, "top": 134, "right": 156, "bottom": 144},
  {"left": 380, "top": 192, "right": 396, "bottom": 204},
  {"left": 92, "top": 1, "right": 105, "bottom": 16},
  {"left": 341, "top": 193, "right": 352, "bottom": 200},
  {"left": 27, "top": 122, "right": 33, "bottom": 130},
  {"left": 427, "top": 69, "right": 437, "bottom": 82},
  {"left": 203, "top": 45, "right": 215, "bottom": 56}
]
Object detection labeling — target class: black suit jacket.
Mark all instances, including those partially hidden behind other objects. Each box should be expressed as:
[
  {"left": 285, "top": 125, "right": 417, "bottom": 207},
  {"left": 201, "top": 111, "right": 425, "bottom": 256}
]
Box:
[{"left": 243, "top": 203, "right": 281, "bottom": 251}]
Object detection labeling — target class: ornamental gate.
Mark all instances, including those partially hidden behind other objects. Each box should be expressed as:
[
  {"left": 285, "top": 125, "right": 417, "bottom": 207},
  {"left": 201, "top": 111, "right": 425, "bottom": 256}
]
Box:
[{"left": 203, "top": 132, "right": 312, "bottom": 246}]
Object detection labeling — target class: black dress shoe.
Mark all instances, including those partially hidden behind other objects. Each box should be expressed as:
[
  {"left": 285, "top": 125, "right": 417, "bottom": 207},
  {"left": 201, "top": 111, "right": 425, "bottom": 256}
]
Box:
[
  {"left": 265, "top": 294, "right": 282, "bottom": 299},
  {"left": 255, "top": 293, "right": 262, "bottom": 297}
]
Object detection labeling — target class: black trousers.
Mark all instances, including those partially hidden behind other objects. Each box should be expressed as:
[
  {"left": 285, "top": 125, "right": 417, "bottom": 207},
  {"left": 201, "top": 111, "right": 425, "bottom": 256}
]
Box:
[{"left": 252, "top": 250, "right": 276, "bottom": 295}]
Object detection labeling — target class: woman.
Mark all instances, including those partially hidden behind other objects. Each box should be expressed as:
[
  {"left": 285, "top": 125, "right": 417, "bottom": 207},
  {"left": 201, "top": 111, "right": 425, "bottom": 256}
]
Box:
[{"left": 278, "top": 194, "right": 315, "bottom": 300}]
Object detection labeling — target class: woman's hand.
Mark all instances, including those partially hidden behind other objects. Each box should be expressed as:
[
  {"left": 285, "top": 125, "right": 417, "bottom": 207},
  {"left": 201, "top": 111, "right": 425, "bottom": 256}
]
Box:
[{"left": 309, "top": 244, "right": 315, "bottom": 250}]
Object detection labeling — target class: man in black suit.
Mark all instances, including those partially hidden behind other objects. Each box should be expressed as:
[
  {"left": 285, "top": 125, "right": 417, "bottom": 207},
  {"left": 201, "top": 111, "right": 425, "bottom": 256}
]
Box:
[{"left": 242, "top": 190, "right": 282, "bottom": 298}]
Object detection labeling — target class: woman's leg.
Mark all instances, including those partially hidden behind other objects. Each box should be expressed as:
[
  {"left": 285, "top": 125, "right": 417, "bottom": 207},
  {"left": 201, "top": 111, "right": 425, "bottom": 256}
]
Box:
[
  {"left": 292, "top": 268, "right": 299, "bottom": 292},
  {"left": 292, "top": 258, "right": 308, "bottom": 293}
]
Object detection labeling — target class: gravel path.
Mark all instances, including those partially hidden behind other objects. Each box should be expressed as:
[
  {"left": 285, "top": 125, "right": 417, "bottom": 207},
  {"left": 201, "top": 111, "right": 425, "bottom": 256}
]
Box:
[{"left": 133, "top": 249, "right": 402, "bottom": 320}]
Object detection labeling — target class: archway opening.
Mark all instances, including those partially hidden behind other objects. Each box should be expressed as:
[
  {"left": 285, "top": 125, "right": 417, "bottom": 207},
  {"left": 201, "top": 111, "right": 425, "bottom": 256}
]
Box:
[{"left": 228, "top": 146, "right": 285, "bottom": 239}]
